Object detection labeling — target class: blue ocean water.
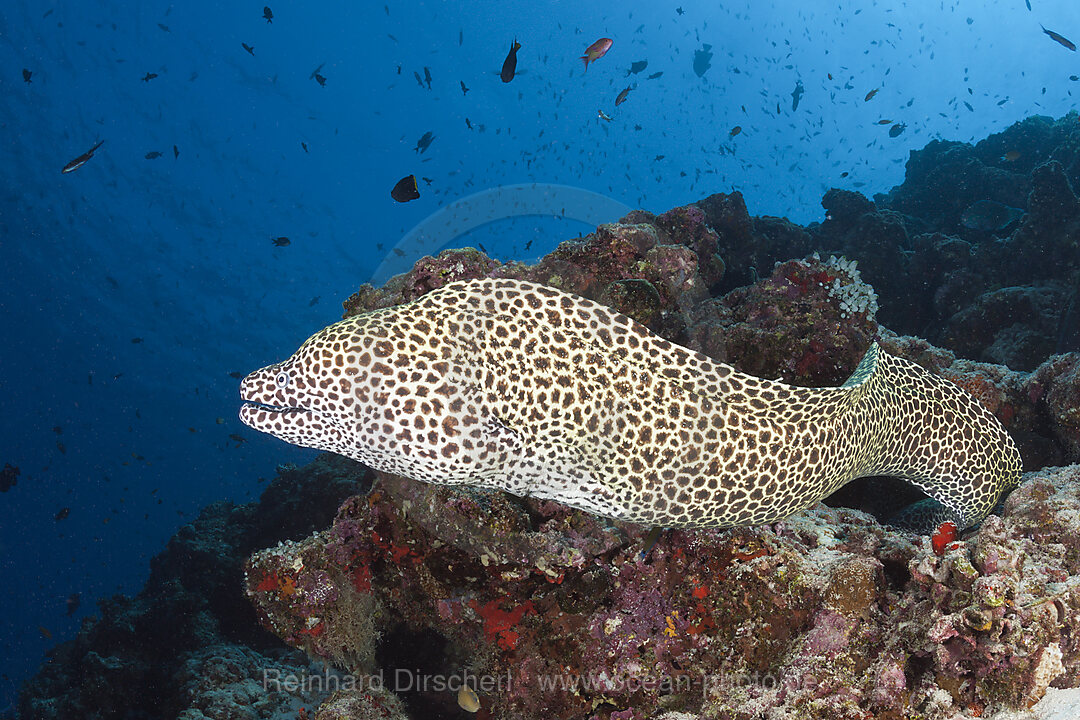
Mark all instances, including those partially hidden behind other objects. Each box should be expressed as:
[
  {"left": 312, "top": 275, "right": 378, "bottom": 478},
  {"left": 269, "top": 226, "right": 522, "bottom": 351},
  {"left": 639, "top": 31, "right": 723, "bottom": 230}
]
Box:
[{"left": 0, "top": 0, "right": 1074, "bottom": 710}]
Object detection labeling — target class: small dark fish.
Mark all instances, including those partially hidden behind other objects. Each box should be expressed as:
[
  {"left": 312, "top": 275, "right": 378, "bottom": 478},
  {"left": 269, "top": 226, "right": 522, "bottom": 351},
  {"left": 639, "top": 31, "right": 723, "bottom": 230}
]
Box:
[
  {"left": 653, "top": 155, "right": 665, "bottom": 161},
  {"left": 615, "top": 86, "right": 631, "bottom": 106},
  {"left": 597, "top": 109, "right": 612, "bottom": 122},
  {"left": 271, "top": 236, "right": 290, "bottom": 247},
  {"left": 0, "top": 463, "right": 19, "bottom": 492},
  {"left": 131, "top": 337, "right": 144, "bottom": 343},
  {"left": 501, "top": 39, "right": 521, "bottom": 83},
  {"left": 263, "top": 6, "right": 273, "bottom": 23},
  {"left": 414, "top": 131, "right": 435, "bottom": 154},
  {"left": 309, "top": 63, "right": 325, "bottom": 80},
  {"left": 173, "top": 145, "right": 179, "bottom": 158},
  {"left": 460, "top": 80, "right": 470, "bottom": 95},
  {"left": 55, "top": 507, "right": 71, "bottom": 521},
  {"left": 791, "top": 80, "right": 804, "bottom": 111},
  {"left": 22, "top": 68, "right": 32, "bottom": 83},
  {"left": 459, "top": 29, "right": 463, "bottom": 46},
  {"left": 888, "top": 122, "right": 906, "bottom": 137},
  {"left": 423, "top": 66, "right": 432, "bottom": 89},
  {"left": 158, "top": 23, "right": 170, "bottom": 32},
  {"left": 228, "top": 371, "right": 244, "bottom": 379},
  {"left": 229, "top": 434, "right": 247, "bottom": 445},
  {"left": 421, "top": 176, "right": 433, "bottom": 185},
  {"left": 840, "top": 171, "right": 849, "bottom": 178},
  {"left": 413, "top": 70, "right": 424, "bottom": 87},
  {"left": 144, "top": 151, "right": 162, "bottom": 159},
  {"left": 465, "top": 118, "right": 472, "bottom": 129},
  {"left": 309, "top": 296, "right": 320, "bottom": 306},
  {"left": 391, "top": 174, "right": 420, "bottom": 202},
  {"left": 524, "top": 239, "right": 533, "bottom": 251},
  {"left": 1041, "top": 25, "right": 1076, "bottom": 51},
  {"left": 864, "top": 88, "right": 879, "bottom": 101},
  {"left": 61, "top": 140, "right": 105, "bottom": 174},
  {"left": 876, "top": 119, "right": 893, "bottom": 125},
  {"left": 729, "top": 125, "right": 742, "bottom": 137},
  {"left": 960, "top": 199, "right": 1024, "bottom": 231},
  {"left": 647, "top": 71, "right": 663, "bottom": 79},
  {"left": 1025, "top": 0, "right": 1031, "bottom": 9},
  {"left": 963, "top": 101, "right": 974, "bottom": 111},
  {"left": 301, "top": 141, "right": 309, "bottom": 153},
  {"left": 66, "top": 593, "right": 81, "bottom": 616},
  {"left": 242, "top": 43, "right": 255, "bottom": 56},
  {"left": 628, "top": 60, "right": 648, "bottom": 75},
  {"left": 676, "top": 6, "right": 684, "bottom": 14},
  {"left": 693, "top": 43, "right": 713, "bottom": 78},
  {"left": 1071, "top": 75, "right": 1079, "bottom": 81},
  {"left": 314, "top": 73, "right": 326, "bottom": 86},
  {"left": 141, "top": 72, "right": 158, "bottom": 82}
]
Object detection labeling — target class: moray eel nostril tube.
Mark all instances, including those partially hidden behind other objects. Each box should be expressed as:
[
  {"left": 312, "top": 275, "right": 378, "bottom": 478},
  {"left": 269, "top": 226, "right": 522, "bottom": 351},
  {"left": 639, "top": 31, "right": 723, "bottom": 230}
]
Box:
[{"left": 239, "top": 278, "right": 1022, "bottom": 531}]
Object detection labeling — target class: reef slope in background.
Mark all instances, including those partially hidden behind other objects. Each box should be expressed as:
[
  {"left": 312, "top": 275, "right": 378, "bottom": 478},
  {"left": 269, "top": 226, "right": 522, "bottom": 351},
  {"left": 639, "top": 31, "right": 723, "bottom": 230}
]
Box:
[{"left": 15, "top": 115, "right": 1080, "bottom": 720}]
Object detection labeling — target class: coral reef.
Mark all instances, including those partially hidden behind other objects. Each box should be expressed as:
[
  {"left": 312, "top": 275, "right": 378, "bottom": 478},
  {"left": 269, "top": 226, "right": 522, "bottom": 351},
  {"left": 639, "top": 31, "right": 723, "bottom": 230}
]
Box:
[
  {"left": 16, "top": 457, "right": 370, "bottom": 720},
  {"left": 20, "top": 112, "right": 1080, "bottom": 719},
  {"left": 245, "top": 459, "right": 1080, "bottom": 720}
]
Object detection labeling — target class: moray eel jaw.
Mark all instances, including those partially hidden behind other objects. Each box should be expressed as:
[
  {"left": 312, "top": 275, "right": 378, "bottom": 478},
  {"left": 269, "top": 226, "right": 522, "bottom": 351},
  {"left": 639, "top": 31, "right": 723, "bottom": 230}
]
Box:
[{"left": 238, "top": 362, "right": 350, "bottom": 455}]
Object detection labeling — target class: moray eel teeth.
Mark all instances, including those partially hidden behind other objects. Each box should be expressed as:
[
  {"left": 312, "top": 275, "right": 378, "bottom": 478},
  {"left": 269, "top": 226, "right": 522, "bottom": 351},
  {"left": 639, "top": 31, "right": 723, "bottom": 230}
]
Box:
[{"left": 239, "top": 278, "right": 1023, "bottom": 531}]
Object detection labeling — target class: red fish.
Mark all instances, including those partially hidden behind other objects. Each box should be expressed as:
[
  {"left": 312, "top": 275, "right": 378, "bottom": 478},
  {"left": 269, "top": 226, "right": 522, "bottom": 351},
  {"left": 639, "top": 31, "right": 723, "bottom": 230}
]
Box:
[
  {"left": 581, "top": 38, "right": 613, "bottom": 71},
  {"left": 61, "top": 140, "right": 105, "bottom": 174},
  {"left": 931, "top": 521, "right": 958, "bottom": 556}
]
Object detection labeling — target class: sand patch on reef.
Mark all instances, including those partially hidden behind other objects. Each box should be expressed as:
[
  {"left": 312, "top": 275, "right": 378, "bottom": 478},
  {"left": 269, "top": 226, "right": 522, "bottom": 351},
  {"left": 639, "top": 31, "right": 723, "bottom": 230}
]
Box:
[{"left": 989, "top": 687, "right": 1080, "bottom": 720}]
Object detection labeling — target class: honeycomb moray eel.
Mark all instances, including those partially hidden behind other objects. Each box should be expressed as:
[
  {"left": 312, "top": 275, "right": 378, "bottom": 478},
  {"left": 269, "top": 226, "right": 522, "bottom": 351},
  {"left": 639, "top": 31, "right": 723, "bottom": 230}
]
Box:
[{"left": 239, "top": 278, "right": 1022, "bottom": 531}]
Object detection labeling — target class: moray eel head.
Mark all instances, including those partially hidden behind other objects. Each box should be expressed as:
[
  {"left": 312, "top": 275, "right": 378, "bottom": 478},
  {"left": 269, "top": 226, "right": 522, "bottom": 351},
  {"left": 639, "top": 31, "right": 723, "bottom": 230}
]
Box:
[
  {"left": 238, "top": 332, "right": 352, "bottom": 457},
  {"left": 239, "top": 309, "right": 521, "bottom": 486}
]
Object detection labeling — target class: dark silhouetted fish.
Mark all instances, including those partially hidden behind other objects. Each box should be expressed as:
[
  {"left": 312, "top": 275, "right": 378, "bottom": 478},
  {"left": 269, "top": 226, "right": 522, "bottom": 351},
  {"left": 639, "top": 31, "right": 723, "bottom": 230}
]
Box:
[
  {"left": 501, "top": 39, "right": 521, "bottom": 82},
  {"left": 1041, "top": 25, "right": 1076, "bottom": 51},
  {"left": 627, "top": 60, "right": 647, "bottom": 76},
  {"left": 22, "top": 68, "right": 31, "bottom": 83},
  {"left": 615, "top": 86, "right": 631, "bottom": 105},
  {"left": 960, "top": 200, "right": 1024, "bottom": 232},
  {"left": 145, "top": 151, "right": 162, "bottom": 159},
  {"left": 889, "top": 122, "right": 906, "bottom": 137},
  {"left": 391, "top": 175, "right": 420, "bottom": 202},
  {"left": 263, "top": 6, "right": 273, "bottom": 23},
  {"left": 791, "top": 80, "right": 804, "bottom": 110},
  {"left": 414, "top": 131, "right": 435, "bottom": 153},
  {"left": 693, "top": 44, "right": 712, "bottom": 77},
  {"left": 242, "top": 42, "right": 255, "bottom": 56},
  {"left": 61, "top": 140, "right": 105, "bottom": 174}
]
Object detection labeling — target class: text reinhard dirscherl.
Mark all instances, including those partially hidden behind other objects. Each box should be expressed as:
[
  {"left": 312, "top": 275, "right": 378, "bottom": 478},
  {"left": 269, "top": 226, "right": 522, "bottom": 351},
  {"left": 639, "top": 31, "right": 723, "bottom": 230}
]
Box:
[{"left": 263, "top": 667, "right": 790, "bottom": 697}]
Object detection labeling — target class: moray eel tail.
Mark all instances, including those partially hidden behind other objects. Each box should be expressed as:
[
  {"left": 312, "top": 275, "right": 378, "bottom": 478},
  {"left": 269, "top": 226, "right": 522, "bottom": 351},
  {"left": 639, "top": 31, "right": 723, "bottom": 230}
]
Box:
[{"left": 854, "top": 346, "right": 1023, "bottom": 532}]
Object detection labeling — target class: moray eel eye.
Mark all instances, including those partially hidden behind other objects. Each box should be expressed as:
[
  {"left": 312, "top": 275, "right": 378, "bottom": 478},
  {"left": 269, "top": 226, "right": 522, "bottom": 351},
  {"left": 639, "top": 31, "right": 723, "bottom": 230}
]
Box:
[{"left": 275, "top": 371, "right": 290, "bottom": 388}]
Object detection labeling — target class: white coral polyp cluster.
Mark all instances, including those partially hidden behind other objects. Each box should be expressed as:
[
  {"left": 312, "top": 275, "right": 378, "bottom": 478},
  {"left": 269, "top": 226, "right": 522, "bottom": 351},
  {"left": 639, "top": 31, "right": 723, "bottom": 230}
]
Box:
[{"left": 821, "top": 254, "right": 879, "bottom": 320}]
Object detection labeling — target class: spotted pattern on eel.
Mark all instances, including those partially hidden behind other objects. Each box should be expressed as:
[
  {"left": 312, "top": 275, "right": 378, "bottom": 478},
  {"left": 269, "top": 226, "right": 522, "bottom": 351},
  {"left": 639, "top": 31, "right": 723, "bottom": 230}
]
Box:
[{"left": 239, "top": 278, "right": 1022, "bottom": 530}]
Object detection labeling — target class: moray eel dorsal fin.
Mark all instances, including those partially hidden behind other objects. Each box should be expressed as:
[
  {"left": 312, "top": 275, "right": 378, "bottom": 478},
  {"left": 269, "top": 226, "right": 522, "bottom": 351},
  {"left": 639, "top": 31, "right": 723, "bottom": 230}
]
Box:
[{"left": 240, "top": 278, "right": 1022, "bottom": 531}]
